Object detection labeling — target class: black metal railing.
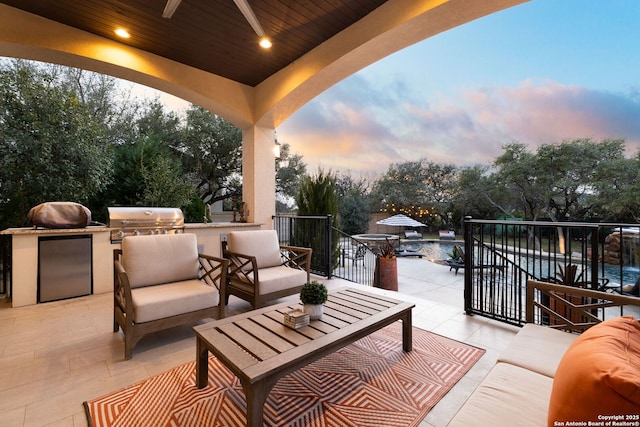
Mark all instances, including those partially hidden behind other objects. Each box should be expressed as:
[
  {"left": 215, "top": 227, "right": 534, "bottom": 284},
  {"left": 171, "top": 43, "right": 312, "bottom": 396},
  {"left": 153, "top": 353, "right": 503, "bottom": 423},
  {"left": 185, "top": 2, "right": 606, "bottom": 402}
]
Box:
[
  {"left": 334, "top": 231, "right": 376, "bottom": 286},
  {"left": 463, "top": 217, "right": 640, "bottom": 326},
  {"left": 273, "top": 215, "right": 377, "bottom": 285},
  {"left": 273, "top": 214, "right": 335, "bottom": 277}
]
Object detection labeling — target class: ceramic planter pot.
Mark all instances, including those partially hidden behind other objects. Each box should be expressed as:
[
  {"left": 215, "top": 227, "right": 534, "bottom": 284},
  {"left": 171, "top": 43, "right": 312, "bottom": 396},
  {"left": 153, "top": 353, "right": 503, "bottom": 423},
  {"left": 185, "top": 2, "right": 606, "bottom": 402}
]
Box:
[
  {"left": 303, "top": 304, "right": 323, "bottom": 320},
  {"left": 374, "top": 257, "right": 398, "bottom": 291}
]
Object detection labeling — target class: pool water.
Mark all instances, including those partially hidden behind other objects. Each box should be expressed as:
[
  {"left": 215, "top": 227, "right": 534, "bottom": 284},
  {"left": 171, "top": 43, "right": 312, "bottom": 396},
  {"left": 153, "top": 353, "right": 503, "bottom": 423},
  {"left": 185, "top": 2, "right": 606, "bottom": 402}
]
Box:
[
  {"left": 401, "top": 241, "right": 457, "bottom": 260},
  {"left": 602, "top": 265, "right": 639, "bottom": 286}
]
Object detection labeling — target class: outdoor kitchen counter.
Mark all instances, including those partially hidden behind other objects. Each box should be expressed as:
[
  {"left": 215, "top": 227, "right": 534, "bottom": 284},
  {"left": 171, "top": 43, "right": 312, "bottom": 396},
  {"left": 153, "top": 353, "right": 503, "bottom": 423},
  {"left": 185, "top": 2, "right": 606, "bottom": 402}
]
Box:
[
  {"left": 2, "top": 223, "right": 263, "bottom": 307},
  {"left": 2, "top": 226, "right": 112, "bottom": 307}
]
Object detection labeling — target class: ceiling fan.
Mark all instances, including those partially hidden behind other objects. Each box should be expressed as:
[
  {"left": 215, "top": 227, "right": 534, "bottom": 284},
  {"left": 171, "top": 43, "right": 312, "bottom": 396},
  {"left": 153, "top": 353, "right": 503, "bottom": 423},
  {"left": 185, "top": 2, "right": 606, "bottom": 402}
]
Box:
[{"left": 162, "top": 0, "right": 270, "bottom": 46}]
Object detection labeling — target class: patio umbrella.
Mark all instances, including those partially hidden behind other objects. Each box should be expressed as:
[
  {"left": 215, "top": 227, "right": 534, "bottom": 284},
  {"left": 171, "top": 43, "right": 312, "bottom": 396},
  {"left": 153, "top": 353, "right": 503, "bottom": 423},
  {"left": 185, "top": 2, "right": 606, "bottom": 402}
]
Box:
[{"left": 376, "top": 214, "right": 426, "bottom": 228}]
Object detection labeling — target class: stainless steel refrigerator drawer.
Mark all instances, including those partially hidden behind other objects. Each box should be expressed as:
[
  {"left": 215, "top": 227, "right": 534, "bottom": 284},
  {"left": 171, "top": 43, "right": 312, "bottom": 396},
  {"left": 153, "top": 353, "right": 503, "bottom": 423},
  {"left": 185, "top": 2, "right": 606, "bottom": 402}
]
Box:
[{"left": 38, "top": 235, "right": 92, "bottom": 303}]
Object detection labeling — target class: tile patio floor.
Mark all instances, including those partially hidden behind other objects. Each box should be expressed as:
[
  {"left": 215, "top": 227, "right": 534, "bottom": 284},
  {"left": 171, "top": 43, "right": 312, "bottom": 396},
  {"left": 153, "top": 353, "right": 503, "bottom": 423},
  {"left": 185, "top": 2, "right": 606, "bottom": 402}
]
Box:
[{"left": 0, "top": 257, "right": 520, "bottom": 427}]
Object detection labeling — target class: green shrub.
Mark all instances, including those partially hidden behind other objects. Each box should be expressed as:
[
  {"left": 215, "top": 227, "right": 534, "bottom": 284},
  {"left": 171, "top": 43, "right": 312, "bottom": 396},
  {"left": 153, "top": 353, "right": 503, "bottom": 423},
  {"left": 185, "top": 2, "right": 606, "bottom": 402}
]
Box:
[{"left": 300, "top": 280, "right": 328, "bottom": 305}]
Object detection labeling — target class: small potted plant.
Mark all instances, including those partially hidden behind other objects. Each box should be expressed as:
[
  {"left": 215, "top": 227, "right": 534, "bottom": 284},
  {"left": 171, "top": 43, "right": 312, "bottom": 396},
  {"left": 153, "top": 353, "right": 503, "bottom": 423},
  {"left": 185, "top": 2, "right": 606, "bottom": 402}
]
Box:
[{"left": 300, "top": 280, "right": 328, "bottom": 320}]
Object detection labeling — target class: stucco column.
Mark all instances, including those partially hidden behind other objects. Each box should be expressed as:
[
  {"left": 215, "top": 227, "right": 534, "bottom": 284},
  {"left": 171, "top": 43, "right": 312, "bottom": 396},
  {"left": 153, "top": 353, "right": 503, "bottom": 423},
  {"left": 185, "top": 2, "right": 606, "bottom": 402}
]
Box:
[{"left": 241, "top": 125, "right": 276, "bottom": 227}]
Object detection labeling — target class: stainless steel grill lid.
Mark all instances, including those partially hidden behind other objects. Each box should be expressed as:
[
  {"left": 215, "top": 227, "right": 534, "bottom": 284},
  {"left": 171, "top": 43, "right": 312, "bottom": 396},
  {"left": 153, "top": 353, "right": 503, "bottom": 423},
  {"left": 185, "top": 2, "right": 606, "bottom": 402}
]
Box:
[{"left": 108, "top": 207, "right": 184, "bottom": 242}]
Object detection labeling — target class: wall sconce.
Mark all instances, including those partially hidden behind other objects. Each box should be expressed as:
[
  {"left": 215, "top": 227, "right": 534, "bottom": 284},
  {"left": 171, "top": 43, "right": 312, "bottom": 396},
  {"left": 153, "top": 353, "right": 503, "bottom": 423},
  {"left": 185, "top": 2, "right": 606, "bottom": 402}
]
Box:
[{"left": 273, "top": 140, "right": 281, "bottom": 160}]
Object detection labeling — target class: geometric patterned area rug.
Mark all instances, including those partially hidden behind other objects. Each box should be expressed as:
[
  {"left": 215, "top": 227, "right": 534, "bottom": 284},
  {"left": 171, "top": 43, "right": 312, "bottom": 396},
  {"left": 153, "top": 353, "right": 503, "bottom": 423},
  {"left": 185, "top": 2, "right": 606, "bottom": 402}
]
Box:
[{"left": 84, "top": 323, "right": 485, "bottom": 427}]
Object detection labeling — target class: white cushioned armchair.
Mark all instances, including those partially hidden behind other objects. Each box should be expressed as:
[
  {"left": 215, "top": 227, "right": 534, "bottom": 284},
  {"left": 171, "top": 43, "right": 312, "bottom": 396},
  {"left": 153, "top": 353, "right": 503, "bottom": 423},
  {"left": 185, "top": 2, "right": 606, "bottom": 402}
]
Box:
[
  {"left": 113, "top": 233, "right": 227, "bottom": 360},
  {"left": 222, "top": 230, "right": 311, "bottom": 316}
]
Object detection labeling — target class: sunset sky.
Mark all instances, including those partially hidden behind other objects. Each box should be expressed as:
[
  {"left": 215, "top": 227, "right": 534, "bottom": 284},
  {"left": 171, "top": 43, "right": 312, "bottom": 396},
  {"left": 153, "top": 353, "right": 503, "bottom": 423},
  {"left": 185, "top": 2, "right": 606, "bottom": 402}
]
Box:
[{"left": 274, "top": 0, "right": 640, "bottom": 174}]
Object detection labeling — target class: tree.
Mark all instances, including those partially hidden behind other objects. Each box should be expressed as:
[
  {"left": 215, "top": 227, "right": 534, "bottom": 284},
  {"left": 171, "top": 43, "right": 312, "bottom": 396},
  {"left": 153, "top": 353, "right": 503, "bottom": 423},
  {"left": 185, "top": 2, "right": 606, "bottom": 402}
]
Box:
[
  {"left": 494, "top": 139, "right": 629, "bottom": 222},
  {"left": 95, "top": 100, "right": 194, "bottom": 211},
  {"left": 61, "top": 67, "right": 130, "bottom": 131},
  {"left": 110, "top": 135, "right": 194, "bottom": 208},
  {"left": 339, "top": 190, "right": 370, "bottom": 235},
  {"left": 180, "top": 106, "right": 242, "bottom": 206},
  {"left": 536, "top": 138, "right": 626, "bottom": 222},
  {"left": 0, "top": 60, "right": 306, "bottom": 227},
  {"left": 295, "top": 169, "right": 340, "bottom": 268},
  {"left": 139, "top": 144, "right": 195, "bottom": 208},
  {"left": 336, "top": 172, "right": 372, "bottom": 235},
  {"left": 593, "top": 152, "right": 640, "bottom": 222},
  {"left": 275, "top": 141, "right": 307, "bottom": 212},
  {"left": 370, "top": 159, "right": 457, "bottom": 229},
  {"left": 450, "top": 164, "right": 503, "bottom": 226},
  {"left": 493, "top": 142, "right": 547, "bottom": 221},
  {"left": 370, "top": 160, "right": 427, "bottom": 214},
  {"left": 296, "top": 169, "right": 339, "bottom": 219},
  {"left": 136, "top": 99, "right": 182, "bottom": 148},
  {"left": 0, "top": 59, "right": 113, "bottom": 228},
  {"left": 421, "top": 161, "right": 458, "bottom": 229},
  {"left": 494, "top": 139, "right": 631, "bottom": 252}
]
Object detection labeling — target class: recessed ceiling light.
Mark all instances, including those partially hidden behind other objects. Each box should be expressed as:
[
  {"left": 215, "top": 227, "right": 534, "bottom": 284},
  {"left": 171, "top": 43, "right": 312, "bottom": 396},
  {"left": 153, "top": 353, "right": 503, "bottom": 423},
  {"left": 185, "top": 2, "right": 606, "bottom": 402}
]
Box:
[
  {"left": 259, "top": 37, "right": 272, "bottom": 49},
  {"left": 115, "top": 28, "right": 130, "bottom": 39}
]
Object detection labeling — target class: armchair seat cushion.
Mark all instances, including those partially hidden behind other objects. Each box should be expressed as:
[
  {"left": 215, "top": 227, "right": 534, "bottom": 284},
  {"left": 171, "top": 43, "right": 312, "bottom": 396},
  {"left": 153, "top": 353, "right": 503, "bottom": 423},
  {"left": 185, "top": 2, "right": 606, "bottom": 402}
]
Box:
[
  {"left": 255, "top": 266, "right": 308, "bottom": 295},
  {"left": 131, "top": 280, "right": 220, "bottom": 323}
]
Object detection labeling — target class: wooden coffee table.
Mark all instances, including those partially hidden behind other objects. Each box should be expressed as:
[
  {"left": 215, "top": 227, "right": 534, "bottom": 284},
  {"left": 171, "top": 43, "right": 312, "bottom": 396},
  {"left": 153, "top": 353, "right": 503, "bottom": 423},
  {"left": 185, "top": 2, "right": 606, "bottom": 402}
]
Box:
[{"left": 193, "top": 286, "right": 414, "bottom": 427}]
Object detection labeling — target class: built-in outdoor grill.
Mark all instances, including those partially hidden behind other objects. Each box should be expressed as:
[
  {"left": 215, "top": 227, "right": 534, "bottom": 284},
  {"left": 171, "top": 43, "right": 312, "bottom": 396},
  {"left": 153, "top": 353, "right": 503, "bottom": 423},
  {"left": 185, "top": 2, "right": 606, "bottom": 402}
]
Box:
[{"left": 108, "top": 207, "right": 184, "bottom": 243}]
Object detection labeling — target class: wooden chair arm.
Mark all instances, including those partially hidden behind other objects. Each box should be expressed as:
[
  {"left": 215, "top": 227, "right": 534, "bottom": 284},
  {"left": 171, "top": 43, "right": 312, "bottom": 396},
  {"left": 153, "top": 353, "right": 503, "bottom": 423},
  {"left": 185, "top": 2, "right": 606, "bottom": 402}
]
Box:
[
  {"left": 223, "top": 249, "right": 259, "bottom": 283},
  {"left": 526, "top": 279, "right": 640, "bottom": 332},
  {"left": 280, "top": 245, "right": 312, "bottom": 276},
  {"left": 198, "top": 254, "right": 228, "bottom": 290},
  {"left": 113, "top": 257, "right": 134, "bottom": 321}
]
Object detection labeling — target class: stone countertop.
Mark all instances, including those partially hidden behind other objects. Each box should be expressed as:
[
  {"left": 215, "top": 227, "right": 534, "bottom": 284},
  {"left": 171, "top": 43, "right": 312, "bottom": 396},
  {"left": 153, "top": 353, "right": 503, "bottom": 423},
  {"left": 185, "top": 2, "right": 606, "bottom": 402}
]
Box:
[
  {"left": 184, "top": 222, "right": 261, "bottom": 229},
  {"left": 1, "top": 222, "right": 262, "bottom": 235},
  {"left": 0, "top": 226, "right": 110, "bottom": 235}
]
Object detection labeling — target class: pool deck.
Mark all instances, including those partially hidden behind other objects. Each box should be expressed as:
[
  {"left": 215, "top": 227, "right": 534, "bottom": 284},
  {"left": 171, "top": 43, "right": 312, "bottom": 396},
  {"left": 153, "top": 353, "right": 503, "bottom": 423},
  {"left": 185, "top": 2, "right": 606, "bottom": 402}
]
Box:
[
  {"left": 0, "top": 249, "right": 513, "bottom": 427},
  {"left": 394, "top": 255, "right": 466, "bottom": 307}
]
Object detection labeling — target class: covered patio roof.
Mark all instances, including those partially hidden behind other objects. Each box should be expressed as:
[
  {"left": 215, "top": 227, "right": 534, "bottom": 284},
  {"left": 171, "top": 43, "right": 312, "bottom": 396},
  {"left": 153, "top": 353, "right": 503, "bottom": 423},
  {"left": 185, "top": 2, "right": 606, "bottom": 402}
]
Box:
[
  {"left": 0, "top": 0, "right": 391, "bottom": 88},
  {"left": 0, "top": 0, "right": 527, "bottom": 225}
]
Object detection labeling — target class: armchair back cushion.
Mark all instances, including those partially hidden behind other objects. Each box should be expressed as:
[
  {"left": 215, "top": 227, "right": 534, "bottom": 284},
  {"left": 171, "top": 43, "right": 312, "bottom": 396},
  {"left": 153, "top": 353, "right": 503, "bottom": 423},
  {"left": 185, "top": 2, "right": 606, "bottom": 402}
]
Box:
[
  {"left": 122, "top": 233, "right": 199, "bottom": 288},
  {"left": 227, "top": 230, "right": 282, "bottom": 269}
]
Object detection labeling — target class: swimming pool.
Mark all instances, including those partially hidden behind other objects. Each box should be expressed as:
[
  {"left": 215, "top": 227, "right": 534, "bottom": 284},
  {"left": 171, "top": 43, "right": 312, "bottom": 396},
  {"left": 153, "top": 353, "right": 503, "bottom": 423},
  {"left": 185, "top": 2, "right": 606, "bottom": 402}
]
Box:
[{"left": 401, "top": 240, "right": 638, "bottom": 285}]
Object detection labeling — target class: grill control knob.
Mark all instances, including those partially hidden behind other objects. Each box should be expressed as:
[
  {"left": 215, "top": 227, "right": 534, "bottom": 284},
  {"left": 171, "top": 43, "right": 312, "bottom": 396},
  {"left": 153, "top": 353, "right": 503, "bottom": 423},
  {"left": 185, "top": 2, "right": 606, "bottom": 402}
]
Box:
[{"left": 133, "top": 230, "right": 140, "bottom": 236}]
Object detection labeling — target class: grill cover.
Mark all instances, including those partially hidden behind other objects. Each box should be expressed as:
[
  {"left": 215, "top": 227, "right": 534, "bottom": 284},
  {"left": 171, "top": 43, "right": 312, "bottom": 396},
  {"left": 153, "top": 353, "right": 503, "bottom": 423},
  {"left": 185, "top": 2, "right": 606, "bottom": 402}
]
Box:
[{"left": 28, "top": 202, "right": 91, "bottom": 229}]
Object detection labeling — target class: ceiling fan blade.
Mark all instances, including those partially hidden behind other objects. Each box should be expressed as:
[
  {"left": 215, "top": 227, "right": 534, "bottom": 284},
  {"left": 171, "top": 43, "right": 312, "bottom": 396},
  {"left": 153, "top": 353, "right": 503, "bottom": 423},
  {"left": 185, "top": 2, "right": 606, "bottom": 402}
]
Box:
[
  {"left": 233, "top": 0, "right": 265, "bottom": 37},
  {"left": 162, "top": 0, "right": 182, "bottom": 19}
]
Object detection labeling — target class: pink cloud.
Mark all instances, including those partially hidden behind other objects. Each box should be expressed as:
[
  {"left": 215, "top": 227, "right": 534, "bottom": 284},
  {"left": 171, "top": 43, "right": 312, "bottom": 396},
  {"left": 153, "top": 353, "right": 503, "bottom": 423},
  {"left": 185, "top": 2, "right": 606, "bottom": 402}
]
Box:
[
  {"left": 277, "top": 77, "right": 640, "bottom": 173},
  {"left": 467, "top": 80, "right": 640, "bottom": 148}
]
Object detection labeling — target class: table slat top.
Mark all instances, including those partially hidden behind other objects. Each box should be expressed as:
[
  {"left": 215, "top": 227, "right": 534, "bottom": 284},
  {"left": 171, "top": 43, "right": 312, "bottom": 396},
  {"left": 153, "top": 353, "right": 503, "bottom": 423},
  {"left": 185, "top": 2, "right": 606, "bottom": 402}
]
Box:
[{"left": 194, "top": 287, "right": 414, "bottom": 382}]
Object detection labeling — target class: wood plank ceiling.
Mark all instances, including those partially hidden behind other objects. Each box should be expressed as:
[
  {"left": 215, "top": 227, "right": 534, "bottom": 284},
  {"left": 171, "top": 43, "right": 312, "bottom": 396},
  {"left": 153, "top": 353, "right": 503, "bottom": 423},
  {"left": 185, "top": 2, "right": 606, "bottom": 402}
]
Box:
[{"left": 0, "top": 0, "right": 389, "bottom": 87}]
